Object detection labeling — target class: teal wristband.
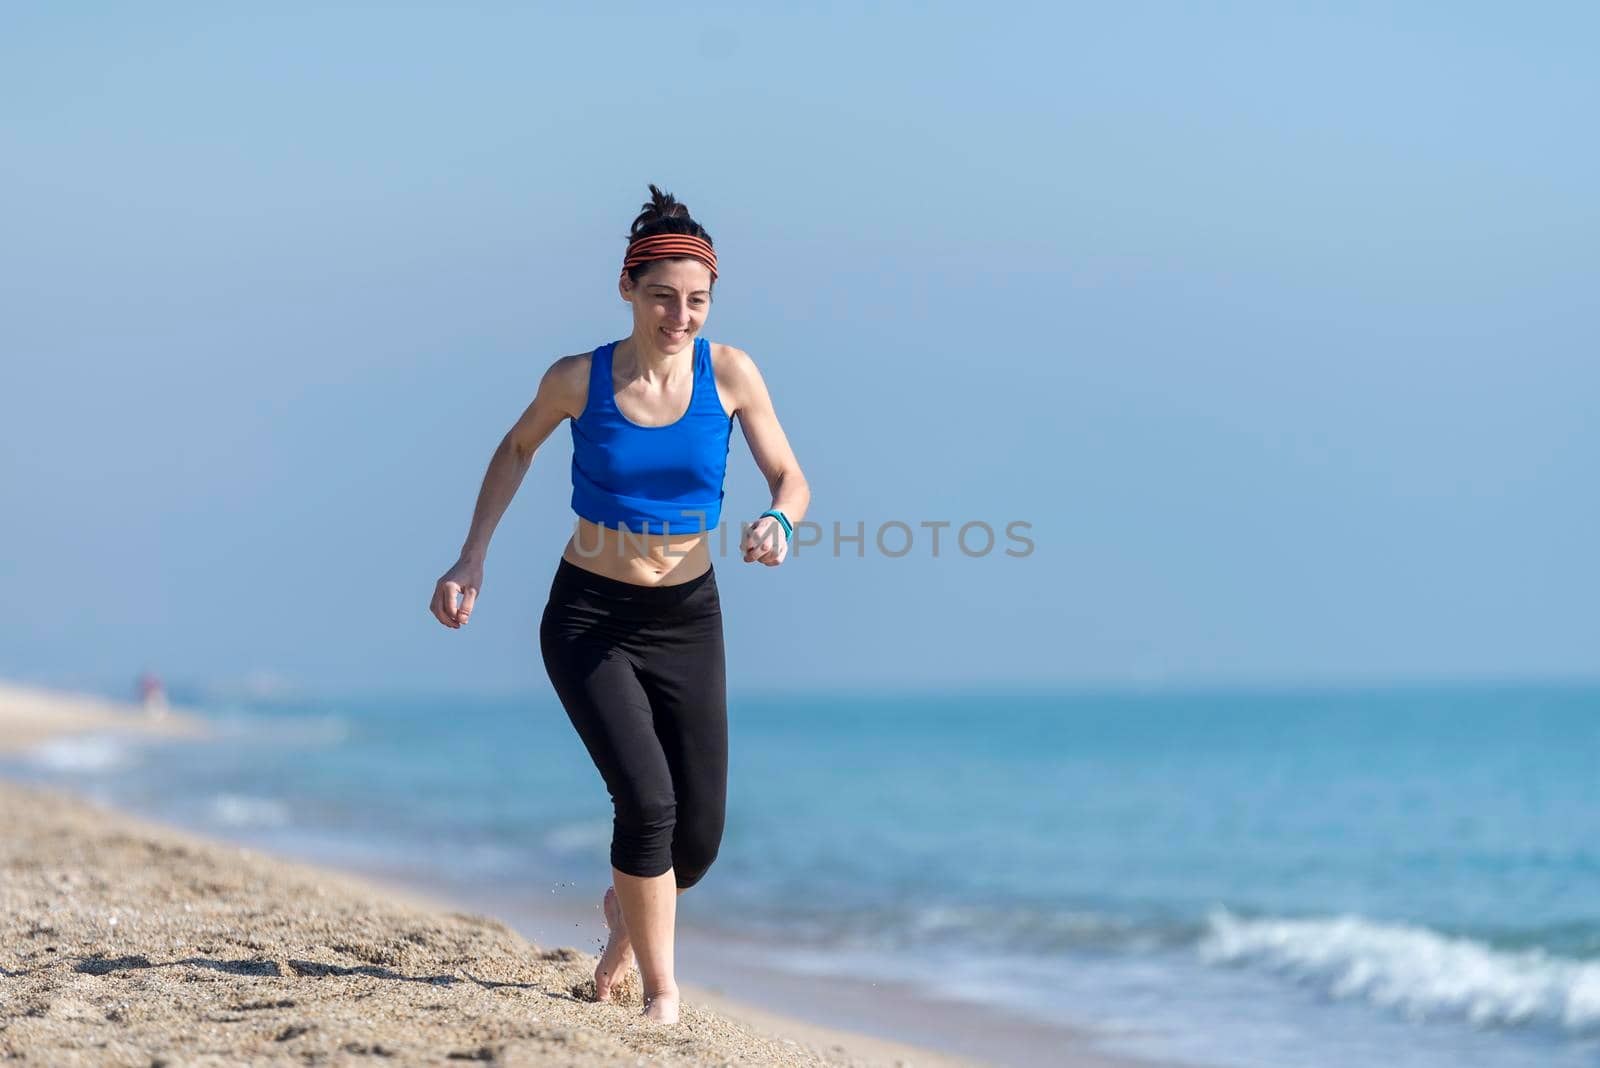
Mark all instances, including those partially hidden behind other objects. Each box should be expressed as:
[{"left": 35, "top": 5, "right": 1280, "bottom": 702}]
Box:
[{"left": 758, "top": 509, "right": 793, "bottom": 543}]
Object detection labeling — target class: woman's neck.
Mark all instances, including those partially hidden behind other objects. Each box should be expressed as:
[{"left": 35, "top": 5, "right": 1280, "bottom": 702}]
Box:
[{"left": 617, "top": 334, "right": 691, "bottom": 385}]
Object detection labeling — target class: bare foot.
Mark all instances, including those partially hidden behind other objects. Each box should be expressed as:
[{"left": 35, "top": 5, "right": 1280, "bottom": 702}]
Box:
[
  {"left": 643, "top": 986, "right": 680, "bottom": 1024},
  {"left": 594, "top": 885, "right": 635, "bottom": 1002}
]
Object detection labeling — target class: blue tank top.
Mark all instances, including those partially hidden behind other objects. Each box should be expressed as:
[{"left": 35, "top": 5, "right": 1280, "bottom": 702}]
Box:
[{"left": 570, "top": 336, "right": 734, "bottom": 535}]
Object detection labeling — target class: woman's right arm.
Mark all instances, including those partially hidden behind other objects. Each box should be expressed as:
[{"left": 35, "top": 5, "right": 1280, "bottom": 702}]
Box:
[{"left": 429, "top": 354, "right": 588, "bottom": 629}]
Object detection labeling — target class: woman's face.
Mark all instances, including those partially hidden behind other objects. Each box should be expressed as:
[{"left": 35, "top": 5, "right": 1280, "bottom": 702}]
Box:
[{"left": 622, "top": 258, "right": 714, "bottom": 352}]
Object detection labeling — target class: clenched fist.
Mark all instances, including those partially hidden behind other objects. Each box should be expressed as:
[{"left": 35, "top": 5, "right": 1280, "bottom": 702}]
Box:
[
  {"left": 741, "top": 516, "right": 789, "bottom": 567},
  {"left": 430, "top": 557, "right": 483, "bottom": 628}
]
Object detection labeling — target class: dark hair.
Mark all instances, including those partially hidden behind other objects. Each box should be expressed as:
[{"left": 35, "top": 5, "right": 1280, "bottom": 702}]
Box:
[{"left": 624, "top": 183, "right": 715, "bottom": 287}]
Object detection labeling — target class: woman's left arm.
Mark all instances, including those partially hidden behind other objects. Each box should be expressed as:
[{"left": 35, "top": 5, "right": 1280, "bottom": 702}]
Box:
[{"left": 724, "top": 346, "right": 810, "bottom": 565}]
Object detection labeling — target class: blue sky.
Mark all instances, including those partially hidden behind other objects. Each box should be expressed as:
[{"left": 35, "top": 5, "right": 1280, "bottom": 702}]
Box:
[{"left": 2, "top": 4, "right": 1595, "bottom": 699}]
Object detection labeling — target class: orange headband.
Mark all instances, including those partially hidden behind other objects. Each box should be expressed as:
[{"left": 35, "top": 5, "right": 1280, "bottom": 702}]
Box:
[{"left": 620, "top": 232, "right": 719, "bottom": 283}]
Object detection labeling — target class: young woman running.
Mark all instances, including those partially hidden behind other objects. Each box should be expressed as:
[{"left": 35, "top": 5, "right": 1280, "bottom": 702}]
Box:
[{"left": 429, "top": 185, "right": 810, "bottom": 1025}]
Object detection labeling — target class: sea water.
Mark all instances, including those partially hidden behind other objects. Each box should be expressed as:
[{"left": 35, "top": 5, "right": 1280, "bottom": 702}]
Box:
[{"left": 9, "top": 682, "right": 1599, "bottom": 1068}]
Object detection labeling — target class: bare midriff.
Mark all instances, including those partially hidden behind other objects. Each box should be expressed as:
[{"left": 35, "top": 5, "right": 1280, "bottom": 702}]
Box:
[{"left": 560, "top": 518, "right": 715, "bottom": 587}]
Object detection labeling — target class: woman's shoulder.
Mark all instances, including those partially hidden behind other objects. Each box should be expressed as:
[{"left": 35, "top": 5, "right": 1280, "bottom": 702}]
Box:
[
  {"left": 540, "top": 348, "right": 597, "bottom": 422},
  {"left": 709, "top": 341, "right": 775, "bottom": 420},
  {"left": 707, "top": 340, "right": 751, "bottom": 366},
  {"left": 504, "top": 349, "right": 594, "bottom": 456},
  {"left": 707, "top": 341, "right": 756, "bottom": 419}
]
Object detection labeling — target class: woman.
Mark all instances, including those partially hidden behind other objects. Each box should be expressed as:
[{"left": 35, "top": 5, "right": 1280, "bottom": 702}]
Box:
[{"left": 429, "top": 185, "right": 810, "bottom": 1025}]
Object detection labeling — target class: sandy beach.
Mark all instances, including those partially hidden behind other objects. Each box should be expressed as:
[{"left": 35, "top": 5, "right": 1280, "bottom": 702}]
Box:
[
  {"left": 0, "top": 681, "right": 1168, "bottom": 1067},
  {"left": 0, "top": 680, "right": 205, "bottom": 754}
]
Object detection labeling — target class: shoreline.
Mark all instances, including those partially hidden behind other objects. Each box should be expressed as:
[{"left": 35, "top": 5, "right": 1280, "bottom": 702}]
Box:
[
  {"left": 0, "top": 679, "right": 1182, "bottom": 1067},
  {"left": 1, "top": 778, "right": 987, "bottom": 1067},
  {"left": 400, "top": 867, "right": 1175, "bottom": 1068},
  {"left": 0, "top": 679, "right": 206, "bottom": 754}
]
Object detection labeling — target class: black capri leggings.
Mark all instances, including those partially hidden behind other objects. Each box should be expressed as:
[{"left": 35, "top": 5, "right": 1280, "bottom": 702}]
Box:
[{"left": 538, "top": 556, "right": 727, "bottom": 890}]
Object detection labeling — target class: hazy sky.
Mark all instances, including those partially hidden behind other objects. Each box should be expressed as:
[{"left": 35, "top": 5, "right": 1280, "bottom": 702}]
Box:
[{"left": 3, "top": 4, "right": 1595, "bottom": 699}]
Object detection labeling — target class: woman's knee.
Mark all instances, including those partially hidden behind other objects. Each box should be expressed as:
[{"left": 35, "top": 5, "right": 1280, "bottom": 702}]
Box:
[
  {"left": 671, "top": 812, "right": 724, "bottom": 889},
  {"left": 611, "top": 793, "right": 676, "bottom": 878}
]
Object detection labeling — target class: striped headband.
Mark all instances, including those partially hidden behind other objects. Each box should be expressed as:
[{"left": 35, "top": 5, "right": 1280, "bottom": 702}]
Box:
[{"left": 620, "top": 232, "right": 719, "bottom": 283}]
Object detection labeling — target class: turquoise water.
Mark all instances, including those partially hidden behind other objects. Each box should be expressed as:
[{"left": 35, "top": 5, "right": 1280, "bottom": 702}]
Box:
[{"left": 10, "top": 682, "right": 1600, "bottom": 1067}]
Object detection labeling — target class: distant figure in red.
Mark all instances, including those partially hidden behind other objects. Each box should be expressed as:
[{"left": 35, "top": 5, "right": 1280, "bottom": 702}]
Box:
[{"left": 137, "top": 672, "right": 168, "bottom": 719}]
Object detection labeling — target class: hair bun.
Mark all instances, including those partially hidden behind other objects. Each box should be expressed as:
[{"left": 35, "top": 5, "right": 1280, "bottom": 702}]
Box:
[
  {"left": 630, "top": 183, "right": 696, "bottom": 237},
  {"left": 648, "top": 183, "right": 688, "bottom": 219}
]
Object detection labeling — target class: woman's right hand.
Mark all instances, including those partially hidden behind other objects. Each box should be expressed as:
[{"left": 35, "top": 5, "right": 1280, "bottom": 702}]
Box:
[{"left": 430, "top": 557, "right": 483, "bottom": 629}]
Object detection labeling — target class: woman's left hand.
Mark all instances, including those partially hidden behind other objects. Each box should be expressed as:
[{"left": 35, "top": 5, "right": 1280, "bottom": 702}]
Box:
[{"left": 741, "top": 515, "right": 790, "bottom": 566}]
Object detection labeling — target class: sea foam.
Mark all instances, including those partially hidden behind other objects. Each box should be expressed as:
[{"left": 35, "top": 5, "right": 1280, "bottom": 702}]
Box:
[
  {"left": 26, "top": 734, "right": 132, "bottom": 772},
  {"left": 208, "top": 793, "right": 292, "bottom": 829},
  {"left": 1200, "top": 906, "right": 1600, "bottom": 1034}
]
